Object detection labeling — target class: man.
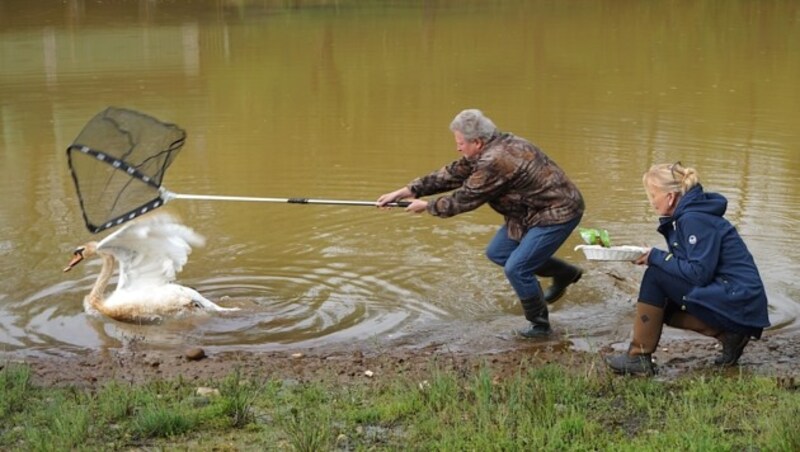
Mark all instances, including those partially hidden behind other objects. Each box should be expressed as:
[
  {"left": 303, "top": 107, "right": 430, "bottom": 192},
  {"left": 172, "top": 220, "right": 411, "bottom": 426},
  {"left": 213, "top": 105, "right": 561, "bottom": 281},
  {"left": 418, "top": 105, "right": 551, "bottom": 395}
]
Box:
[{"left": 377, "top": 109, "right": 584, "bottom": 337}]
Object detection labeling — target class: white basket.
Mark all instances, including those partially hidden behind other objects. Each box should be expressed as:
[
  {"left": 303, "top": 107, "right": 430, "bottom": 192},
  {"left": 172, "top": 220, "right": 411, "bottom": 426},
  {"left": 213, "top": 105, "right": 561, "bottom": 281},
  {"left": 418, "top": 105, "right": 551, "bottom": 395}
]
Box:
[{"left": 574, "top": 245, "right": 649, "bottom": 261}]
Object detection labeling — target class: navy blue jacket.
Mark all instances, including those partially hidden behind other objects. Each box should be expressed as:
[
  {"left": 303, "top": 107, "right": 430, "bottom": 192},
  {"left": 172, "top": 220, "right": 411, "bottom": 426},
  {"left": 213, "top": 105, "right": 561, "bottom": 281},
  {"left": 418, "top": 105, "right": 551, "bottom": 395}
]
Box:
[{"left": 648, "top": 185, "right": 770, "bottom": 333}]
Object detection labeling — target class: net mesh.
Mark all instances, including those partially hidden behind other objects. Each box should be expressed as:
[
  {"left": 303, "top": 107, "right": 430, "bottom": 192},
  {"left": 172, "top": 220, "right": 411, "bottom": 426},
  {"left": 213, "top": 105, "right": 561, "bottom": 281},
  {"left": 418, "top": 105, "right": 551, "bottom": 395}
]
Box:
[{"left": 67, "top": 107, "right": 185, "bottom": 233}]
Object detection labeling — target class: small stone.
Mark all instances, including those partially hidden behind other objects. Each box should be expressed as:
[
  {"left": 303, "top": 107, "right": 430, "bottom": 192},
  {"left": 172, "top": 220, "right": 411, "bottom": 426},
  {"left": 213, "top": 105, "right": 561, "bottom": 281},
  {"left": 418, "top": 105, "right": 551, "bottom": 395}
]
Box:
[
  {"left": 185, "top": 347, "right": 206, "bottom": 361},
  {"left": 364, "top": 370, "right": 374, "bottom": 377},
  {"left": 196, "top": 387, "right": 220, "bottom": 397}
]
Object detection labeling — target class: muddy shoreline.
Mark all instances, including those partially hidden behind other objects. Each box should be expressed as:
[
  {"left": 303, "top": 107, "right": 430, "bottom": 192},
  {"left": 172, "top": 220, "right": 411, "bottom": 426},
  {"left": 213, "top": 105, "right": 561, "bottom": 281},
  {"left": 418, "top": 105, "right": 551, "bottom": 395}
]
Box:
[{"left": 4, "top": 318, "right": 798, "bottom": 389}]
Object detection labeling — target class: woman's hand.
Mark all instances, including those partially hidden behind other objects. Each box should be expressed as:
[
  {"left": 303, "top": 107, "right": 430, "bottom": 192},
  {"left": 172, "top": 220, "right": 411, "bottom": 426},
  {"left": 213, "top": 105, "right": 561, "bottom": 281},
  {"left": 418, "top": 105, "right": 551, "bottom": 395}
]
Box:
[{"left": 633, "top": 249, "right": 651, "bottom": 266}]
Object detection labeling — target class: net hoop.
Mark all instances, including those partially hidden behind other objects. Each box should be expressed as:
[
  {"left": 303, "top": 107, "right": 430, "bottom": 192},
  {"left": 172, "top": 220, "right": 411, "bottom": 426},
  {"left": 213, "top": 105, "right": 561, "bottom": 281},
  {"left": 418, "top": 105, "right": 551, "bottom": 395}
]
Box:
[{"left": 67, "top": 145, "right": 168, "bottom": 233}]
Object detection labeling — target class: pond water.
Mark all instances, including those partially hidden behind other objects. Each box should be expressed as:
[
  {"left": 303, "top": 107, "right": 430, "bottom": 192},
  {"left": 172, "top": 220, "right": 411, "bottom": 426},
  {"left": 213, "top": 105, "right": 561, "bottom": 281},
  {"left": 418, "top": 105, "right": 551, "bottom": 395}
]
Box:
[{"left": 1, "top": 0, "right": 798, "bottom": 357}]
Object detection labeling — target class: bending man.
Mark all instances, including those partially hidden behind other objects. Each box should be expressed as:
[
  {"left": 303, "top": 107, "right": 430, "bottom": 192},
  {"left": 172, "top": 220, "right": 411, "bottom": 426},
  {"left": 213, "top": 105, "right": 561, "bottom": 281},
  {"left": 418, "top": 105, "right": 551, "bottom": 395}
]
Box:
[{"left": 377, "top": 109, "right": 585, "bottom": 338}]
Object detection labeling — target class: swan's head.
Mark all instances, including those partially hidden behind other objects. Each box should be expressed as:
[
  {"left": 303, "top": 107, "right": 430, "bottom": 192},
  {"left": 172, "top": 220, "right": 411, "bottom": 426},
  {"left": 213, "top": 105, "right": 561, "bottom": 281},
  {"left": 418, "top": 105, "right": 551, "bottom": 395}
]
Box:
[{"left": 63, "top": 242, "right": 98, "bottom": 272}]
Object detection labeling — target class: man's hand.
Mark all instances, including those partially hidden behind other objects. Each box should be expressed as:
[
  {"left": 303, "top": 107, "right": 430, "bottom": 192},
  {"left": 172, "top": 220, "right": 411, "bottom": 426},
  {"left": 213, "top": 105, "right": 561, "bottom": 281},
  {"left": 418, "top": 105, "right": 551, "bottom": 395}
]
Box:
[
  {"left": 377, "top": 187, "right": 413, "bottom": 207},
  {"left": 405, "top": 199, "right": 428, "bottom": 213}
]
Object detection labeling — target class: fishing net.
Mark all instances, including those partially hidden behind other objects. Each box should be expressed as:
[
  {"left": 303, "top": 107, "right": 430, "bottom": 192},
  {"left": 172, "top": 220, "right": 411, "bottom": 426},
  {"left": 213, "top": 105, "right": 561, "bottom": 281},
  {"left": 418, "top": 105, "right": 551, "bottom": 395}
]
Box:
[
  {"left": 67, "top": 107, "right": 185, "bottom": 233},
  {"left": 67, "top": 107, "right": 411, "bottom": 234}
]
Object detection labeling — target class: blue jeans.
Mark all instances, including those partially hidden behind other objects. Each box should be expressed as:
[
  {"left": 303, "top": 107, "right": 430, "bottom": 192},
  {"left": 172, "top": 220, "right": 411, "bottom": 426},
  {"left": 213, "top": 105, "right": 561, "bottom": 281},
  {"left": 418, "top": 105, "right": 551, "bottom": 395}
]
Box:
[{"left": 486, "top": 216, "right": 582, "bottom": 300}]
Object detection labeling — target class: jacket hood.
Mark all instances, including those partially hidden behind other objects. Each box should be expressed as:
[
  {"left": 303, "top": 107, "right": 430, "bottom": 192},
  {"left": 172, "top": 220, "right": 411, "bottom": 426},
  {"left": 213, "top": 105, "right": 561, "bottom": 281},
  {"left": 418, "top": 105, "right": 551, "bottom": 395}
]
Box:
[{"left": 671, "top": 184, "right": 728, "bottom": 219}]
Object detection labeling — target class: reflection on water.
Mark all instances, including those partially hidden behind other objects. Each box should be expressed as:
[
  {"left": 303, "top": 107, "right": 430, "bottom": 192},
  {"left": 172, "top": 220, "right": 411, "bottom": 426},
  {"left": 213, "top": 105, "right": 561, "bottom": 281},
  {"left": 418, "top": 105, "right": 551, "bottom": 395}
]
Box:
[{"left": 1, "top": 0, "right": 798, "bottom": 356}]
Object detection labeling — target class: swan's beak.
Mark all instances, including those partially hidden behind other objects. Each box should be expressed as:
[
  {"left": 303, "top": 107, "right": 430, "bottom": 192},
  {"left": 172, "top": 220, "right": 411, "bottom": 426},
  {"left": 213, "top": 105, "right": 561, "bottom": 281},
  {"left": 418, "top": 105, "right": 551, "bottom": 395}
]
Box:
[{"left": 63, "top": 251, "right": 85, "bottom": 272}]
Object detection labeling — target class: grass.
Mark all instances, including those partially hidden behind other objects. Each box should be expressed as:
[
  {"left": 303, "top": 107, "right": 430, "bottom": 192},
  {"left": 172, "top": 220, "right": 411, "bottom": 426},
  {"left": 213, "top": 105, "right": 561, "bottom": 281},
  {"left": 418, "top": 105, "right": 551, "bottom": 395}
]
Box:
[{"left": 1, "top": 359, "right": 798, "bottom": 451}]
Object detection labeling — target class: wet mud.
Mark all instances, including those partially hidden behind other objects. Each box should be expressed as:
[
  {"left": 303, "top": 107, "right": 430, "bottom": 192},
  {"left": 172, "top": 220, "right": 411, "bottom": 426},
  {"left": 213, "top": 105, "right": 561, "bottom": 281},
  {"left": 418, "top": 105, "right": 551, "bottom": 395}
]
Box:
[{"left": 5, "top": 317, "right": 798, "bottom": 389}]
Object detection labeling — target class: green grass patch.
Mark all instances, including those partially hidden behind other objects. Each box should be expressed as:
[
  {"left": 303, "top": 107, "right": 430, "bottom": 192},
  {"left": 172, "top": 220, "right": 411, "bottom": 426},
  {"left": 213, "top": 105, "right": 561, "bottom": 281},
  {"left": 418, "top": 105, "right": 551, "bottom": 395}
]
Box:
[{"left": 1, "top": 359, "right": 798, "bottom": 450}]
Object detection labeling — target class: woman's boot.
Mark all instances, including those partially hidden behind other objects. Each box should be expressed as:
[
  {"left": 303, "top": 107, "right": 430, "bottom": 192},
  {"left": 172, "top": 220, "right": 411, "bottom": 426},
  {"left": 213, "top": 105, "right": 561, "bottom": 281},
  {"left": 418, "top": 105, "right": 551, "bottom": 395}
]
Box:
[
  {"left": 666, "top": 312, "right": 748, "bottom": 366},
  {"left": 714, "top": 332, "right": 750, "bottom": 366},
  {"left": 516, "top": 295, "right": 551, "bottom": 338},
  {"left": 536, "top": 257, "right": 583, "bottom": 304},
  {"left": 605, "top": 302, "right": 665, "bottom": 376}
]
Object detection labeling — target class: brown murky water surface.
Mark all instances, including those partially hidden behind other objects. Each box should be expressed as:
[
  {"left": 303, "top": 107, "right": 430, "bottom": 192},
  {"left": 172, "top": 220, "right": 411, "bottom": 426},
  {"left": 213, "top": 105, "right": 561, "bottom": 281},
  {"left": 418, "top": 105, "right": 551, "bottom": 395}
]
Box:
[{"left": 1, "top": 1, "right": 798, "bottom": 362}]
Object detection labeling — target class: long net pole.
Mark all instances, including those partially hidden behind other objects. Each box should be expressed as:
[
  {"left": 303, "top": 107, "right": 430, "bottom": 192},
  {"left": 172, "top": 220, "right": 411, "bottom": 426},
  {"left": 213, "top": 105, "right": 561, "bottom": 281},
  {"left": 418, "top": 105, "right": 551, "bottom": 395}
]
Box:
[{"left": 161, "top": 190, "right": 410, "bottom": 207}]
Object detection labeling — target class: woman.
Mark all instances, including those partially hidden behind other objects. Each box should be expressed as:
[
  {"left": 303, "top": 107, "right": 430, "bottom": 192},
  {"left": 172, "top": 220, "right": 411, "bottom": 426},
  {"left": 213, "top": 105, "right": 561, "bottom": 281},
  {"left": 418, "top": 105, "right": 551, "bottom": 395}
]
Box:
[
  {"left": 377, "top": 109, "right": 585, "bottom": 338},
  {"left": 605, "top": 162, "right": 770, "bottom": 375}
]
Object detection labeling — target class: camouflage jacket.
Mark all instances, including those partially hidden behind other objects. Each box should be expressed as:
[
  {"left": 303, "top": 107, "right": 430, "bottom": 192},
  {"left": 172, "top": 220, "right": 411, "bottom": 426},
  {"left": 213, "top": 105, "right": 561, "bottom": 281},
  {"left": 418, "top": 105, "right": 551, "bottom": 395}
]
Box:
[{"left": 407, "top": 132, "right": 584, "bottom": 241}]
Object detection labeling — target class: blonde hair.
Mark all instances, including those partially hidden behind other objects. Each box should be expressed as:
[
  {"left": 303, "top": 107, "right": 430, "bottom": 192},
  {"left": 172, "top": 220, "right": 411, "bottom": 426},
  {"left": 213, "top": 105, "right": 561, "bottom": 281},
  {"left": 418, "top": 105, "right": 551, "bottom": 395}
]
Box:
[{"left": 642, "top": 162, "right": 700, "bottom": 195}]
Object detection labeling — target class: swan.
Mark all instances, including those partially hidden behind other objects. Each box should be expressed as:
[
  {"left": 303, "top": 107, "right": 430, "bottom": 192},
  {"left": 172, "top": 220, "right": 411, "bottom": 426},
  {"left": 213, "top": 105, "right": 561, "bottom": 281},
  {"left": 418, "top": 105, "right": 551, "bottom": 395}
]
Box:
[{"left": 63, "top": 212, "right": 237, "bottom": 323}]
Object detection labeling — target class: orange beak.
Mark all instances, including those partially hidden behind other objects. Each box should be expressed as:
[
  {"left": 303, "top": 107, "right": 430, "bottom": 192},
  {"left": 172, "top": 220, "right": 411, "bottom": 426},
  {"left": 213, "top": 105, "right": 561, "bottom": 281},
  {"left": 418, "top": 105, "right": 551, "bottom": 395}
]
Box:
[{"left": 63, "top": 253, "right": 85, "bottom": 272}]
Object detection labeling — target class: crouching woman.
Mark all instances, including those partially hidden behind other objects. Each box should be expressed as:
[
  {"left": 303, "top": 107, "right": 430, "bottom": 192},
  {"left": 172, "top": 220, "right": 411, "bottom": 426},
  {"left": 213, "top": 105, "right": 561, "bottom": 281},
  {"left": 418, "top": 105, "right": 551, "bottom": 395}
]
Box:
[{"left": 605, "top": 162, "right": 770, "bottom": 375}]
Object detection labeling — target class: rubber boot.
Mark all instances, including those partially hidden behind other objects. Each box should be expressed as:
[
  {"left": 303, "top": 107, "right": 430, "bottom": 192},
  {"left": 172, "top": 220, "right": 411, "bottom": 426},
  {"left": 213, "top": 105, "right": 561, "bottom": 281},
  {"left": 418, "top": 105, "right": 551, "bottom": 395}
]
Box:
[
  {"left": 537, "top": 258, "right": 583, "bottom": 304},
  {"left": 516, "top": 295, "right": 551, "bottom": 338},
  {"left": 714, "top": 332, "right": 750, "bottom": 366},
  {"left": 605, "top": 302, "right": 665, "bottom": 376},
  {"left": 667, "top": 313, "right": 748, "bottom": 366}
]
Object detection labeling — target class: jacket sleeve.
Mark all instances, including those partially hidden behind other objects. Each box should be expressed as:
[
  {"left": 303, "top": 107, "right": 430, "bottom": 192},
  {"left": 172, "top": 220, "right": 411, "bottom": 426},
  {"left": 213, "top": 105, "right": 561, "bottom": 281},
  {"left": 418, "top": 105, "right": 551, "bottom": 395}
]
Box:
[
  {"left": 648, "top": 213, "right": 721, "bottom": 286},
  {"left": 407, "top": 158, "right": 473, "bottom": 198},
  {"left": 426, "top": 154, "right": 510, "bottom": 218}
]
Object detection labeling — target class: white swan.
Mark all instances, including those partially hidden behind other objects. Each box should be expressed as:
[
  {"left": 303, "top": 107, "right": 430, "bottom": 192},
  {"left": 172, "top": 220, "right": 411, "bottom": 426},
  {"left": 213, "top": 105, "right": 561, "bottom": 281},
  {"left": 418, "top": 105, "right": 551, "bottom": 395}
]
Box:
[{"left": 63, "top": 212, "right": 236, "bottom": 323}]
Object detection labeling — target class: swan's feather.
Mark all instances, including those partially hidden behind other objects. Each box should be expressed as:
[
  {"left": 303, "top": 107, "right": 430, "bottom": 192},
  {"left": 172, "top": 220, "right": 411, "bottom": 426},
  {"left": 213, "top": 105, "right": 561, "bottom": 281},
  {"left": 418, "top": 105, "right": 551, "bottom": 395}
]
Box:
[{"left": 96, "top": 213, "right": 205, "bottom": 291}]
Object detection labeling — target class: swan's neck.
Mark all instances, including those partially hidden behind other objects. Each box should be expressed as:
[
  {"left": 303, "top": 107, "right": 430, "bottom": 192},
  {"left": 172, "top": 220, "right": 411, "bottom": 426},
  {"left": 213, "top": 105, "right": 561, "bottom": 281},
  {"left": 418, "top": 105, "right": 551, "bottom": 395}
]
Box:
[{"left": 87, "top": 253, "right": 116, "bottom": 311}]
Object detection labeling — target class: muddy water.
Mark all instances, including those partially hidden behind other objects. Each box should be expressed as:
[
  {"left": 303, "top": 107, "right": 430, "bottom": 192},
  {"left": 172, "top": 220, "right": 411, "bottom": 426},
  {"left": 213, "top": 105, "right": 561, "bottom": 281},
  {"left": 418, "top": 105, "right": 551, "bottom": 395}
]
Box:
[{"left": 1, "top": 1, "right": 798, "bottom": 357}]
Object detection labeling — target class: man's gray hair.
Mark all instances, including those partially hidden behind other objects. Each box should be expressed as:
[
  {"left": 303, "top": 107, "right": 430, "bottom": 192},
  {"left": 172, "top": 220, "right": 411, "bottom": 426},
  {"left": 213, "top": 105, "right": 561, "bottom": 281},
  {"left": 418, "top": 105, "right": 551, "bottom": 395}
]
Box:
[{"left": 449, "top": 109, "right": 498, "bottom": 142}]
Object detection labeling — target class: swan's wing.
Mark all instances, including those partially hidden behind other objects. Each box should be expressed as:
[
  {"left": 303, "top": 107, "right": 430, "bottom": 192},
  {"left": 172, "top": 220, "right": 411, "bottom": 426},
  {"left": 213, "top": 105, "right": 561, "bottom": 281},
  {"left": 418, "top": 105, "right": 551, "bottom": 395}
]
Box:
[{"left": 97, "top": 213, "right": 205, "bottom": 290}]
